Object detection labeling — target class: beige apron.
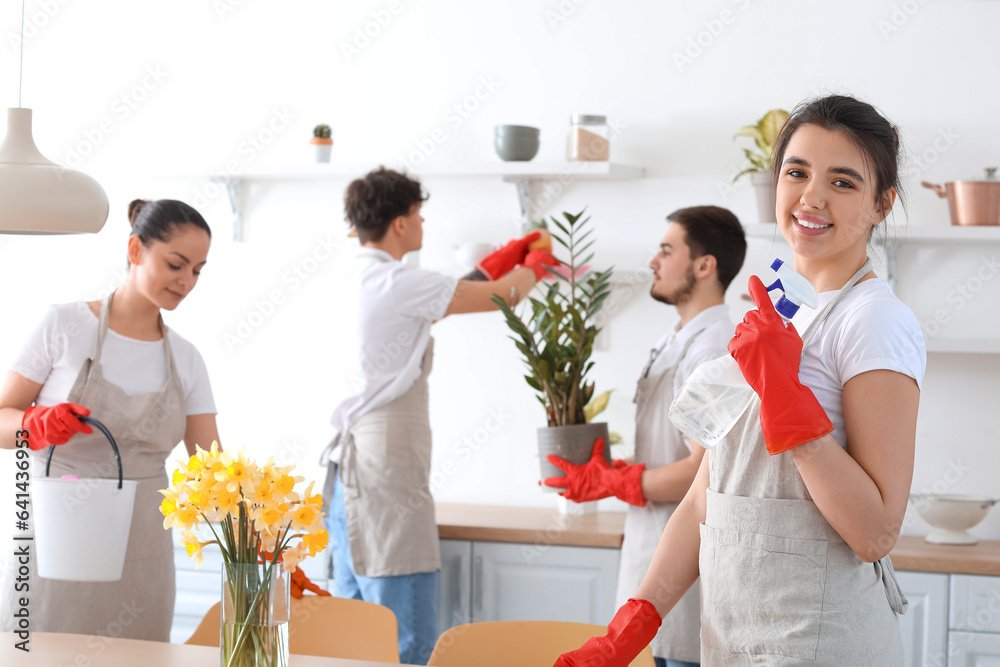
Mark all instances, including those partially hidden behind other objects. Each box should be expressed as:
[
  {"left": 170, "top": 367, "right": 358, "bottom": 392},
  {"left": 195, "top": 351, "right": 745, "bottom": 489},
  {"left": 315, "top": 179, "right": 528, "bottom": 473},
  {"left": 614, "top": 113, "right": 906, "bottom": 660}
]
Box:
[
  {"left": 1, "top": 291, "right": 187, "bottom": 640},
  {"left": 619, "top": 331, "right": 705, "bottom": 663},
  {"left": 699, "top": 261, "right": 908, "bottom": 666},
  {"left": 327, "top": 338, "right": 440, "bottom": 578}
]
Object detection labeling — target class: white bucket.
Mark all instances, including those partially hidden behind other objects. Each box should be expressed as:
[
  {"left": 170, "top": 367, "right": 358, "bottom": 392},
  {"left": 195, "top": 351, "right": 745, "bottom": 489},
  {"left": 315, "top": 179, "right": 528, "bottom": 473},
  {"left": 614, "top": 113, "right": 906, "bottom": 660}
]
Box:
[{"left": 32, "top": 477, "right": 138, "bottom": 581}]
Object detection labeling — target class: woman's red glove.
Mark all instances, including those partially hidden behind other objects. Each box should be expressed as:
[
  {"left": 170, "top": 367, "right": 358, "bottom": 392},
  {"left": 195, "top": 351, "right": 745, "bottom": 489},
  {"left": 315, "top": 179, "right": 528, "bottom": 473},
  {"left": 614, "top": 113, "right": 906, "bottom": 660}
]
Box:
[
  {"left": 289, "top": 566, "right": 331, "bottom": 599},
  {"left": 477, "top": 231, "right": 541, "bottom": 280},
  {"left": 554, "top": 598, "right": 661, "bottom": 666},
  {"left": 522, "top": 249, "right": 560, "bottom": 282},
  {"left": 543, "top": 438, "right": 646, "bottom": 507},
  {"left": 728, "top": 275, "right": 834, "bottom": 455},
  {"left": 22, "top": 403, "right": 92, "bottom": 450}
]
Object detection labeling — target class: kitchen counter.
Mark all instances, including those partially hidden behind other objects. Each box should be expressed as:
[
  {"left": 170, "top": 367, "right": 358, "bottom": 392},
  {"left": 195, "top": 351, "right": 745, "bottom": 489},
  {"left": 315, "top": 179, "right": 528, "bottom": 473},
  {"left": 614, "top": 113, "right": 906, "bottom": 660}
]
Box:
[
  {"left": 436, "top": 504, "right": 1000, "bottom": 575},
  {"left": 436, "top": 503, "right": 627, "bottom": 548},
  {"left": 888, "top": 535, "right": 1000, "bottom": 576}
]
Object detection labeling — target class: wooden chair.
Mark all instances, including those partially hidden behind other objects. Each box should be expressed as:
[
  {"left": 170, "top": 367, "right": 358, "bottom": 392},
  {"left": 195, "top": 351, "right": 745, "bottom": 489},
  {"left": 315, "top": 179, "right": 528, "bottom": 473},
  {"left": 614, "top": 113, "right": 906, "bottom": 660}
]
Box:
[
  {"left": 185, "top": 596, "right": 400, "bottom": 662},
  {"left": 427, "top": 620, "right": 656, "bottom": 666}
]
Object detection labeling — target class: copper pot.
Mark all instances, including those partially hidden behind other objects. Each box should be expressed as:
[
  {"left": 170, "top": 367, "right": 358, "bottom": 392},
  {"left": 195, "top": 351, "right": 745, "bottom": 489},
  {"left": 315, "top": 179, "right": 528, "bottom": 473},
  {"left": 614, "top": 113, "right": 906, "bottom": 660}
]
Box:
[{"left": 922, "top": 168, "right": 1000, "bottom": 226}]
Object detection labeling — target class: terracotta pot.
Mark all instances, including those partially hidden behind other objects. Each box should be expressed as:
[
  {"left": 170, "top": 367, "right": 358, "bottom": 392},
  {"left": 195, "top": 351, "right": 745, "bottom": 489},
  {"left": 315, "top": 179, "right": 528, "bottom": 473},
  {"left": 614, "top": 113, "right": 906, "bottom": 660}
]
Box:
[
  {"left": 310, "top": 137, "right": 333, "bottom": 163},
  {"left": 922, "top": 168, "right": 1000, "bottom": 226}
]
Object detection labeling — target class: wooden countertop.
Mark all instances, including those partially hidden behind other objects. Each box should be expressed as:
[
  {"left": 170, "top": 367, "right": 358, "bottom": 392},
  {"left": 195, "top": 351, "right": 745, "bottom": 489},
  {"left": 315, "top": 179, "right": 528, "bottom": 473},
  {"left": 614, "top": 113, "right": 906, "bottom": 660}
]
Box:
[
  {"left": 436, "top": 503, "right": 627, "bottom": 549},
  {"left": 888, "top": 535, "right": 1000, "bottom": 576},
  {"left": 436, "top": 504, "right": 1000, "bottom": 575}
]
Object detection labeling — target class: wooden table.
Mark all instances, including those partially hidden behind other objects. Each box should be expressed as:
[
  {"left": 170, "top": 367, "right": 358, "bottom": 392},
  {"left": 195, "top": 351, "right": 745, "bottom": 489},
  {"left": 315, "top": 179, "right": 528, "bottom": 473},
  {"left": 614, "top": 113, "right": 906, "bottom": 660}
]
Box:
[{"left": 0, "top": 632, "right": 417, "bottom": 666}]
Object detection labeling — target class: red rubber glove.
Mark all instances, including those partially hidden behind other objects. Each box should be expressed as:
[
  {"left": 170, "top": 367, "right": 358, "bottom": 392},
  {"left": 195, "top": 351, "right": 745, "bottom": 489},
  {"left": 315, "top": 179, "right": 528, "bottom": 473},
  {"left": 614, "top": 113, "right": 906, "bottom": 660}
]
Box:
[
  {"left": 290, "top": 566, "right": 332, "bottom": 599},
  {"left": 477, "top": 231, "right": 541, "bottom": 280},
  {"left": 543, "top": 438, "right": 646, "bottom": 507},
  {"left": 728, "top": 275, "right": 834, "bottom": 455},
  {"left": 522, "top": 249, "right": 560, "bottom": 282},
  {"left": 22, "top": 403, "right": 92, "bottom": 451},
  {"left": 554, "top": 598, "right": 662, "bottom": 667}
]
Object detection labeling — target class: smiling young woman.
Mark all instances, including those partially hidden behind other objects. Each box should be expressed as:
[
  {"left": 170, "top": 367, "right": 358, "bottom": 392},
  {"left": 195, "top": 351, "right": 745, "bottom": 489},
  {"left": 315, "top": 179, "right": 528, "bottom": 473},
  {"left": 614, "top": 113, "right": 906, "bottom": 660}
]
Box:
[
  {"left": 0, "top": 199, "right": 221, "bottom": 642},
  {"left": 556, "top": 95, "right": 926, "bottom": 667}
]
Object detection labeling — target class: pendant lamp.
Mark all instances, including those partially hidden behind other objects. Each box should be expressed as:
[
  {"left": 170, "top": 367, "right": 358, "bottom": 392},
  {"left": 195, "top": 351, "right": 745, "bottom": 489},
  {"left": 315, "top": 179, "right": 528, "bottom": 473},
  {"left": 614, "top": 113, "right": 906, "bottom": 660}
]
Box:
[{"left": 0, "top": 1, "right": 108, "bottom": 234}]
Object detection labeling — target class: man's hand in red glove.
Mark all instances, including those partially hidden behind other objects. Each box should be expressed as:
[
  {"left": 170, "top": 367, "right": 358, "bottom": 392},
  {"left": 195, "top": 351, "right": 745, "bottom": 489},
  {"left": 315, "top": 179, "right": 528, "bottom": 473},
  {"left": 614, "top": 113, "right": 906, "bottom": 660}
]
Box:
[
  {"left": 728, "top": 275, "right": 834, "bottom": 455},
  {"left": 290, "top": 566, "right": 332, "bottom": 599},
  {"left": 477, "top": 231, "right": 541, "bottom": 280},
  {"left": 554, "top": 598, "right": 662, "bottom": 667},
  {"left": 522, "top": 249, "right": 560, "bottom": 282},
  {"left": 543, "top": 438, "right": 646, "bottom": 507},
  {"left": 22, "top": 403, "right": 92, "bottom": 451}
]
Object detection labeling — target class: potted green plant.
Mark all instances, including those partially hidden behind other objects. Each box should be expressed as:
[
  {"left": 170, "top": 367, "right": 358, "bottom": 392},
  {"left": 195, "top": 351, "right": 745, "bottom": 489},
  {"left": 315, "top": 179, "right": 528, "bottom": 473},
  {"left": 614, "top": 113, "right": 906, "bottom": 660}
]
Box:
[
  {"left": 733, "top": 108, "right": 789, "bottom": 223},
  {"left": 492, "top": 209, "right": 615, "bottom": 488},
  {"left": 311, "top": 123, "right": 333, "bottom": 163}
]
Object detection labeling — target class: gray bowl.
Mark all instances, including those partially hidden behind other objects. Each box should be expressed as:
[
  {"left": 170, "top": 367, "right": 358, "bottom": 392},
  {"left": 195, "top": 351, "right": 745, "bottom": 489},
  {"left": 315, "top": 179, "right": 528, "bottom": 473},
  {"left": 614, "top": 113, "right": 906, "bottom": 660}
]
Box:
[
  {"left": 495, "top": 129, "right": 540, "bottom": 162},
  {"left": 495, "top": 124, "right": 540, "bottom": 138}
]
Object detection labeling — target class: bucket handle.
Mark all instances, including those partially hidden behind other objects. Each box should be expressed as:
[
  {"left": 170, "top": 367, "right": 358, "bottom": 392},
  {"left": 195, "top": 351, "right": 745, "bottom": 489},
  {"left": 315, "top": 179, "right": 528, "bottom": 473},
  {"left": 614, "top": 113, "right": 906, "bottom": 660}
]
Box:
[{"left": 44, "top": 416, "right": 124, "bottom": 490}]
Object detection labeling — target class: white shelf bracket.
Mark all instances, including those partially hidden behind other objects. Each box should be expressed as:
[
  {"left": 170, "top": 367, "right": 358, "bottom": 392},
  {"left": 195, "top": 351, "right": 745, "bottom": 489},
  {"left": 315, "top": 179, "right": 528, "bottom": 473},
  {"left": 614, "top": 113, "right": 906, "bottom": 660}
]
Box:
[
  {"left": 503, "top": 176, "right": 540, "bottom": 234},
  {"left": 217, "top": 177, "right": 243, "bottom": 242}
]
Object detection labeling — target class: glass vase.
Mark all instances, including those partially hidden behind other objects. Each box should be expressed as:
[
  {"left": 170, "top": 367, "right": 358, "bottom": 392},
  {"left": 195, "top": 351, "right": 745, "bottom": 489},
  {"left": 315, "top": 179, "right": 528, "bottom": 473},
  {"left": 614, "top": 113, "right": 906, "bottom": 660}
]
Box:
[{"left": 221, "top": 562, "right": 290, "bottom": 667}]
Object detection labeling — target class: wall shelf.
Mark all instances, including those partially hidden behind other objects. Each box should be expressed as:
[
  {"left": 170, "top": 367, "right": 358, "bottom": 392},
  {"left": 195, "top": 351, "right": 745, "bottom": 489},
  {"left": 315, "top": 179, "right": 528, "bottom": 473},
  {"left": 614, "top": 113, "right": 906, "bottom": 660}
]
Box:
[{"left": 163, "top": 162, "right": 644, "bottom": 241}]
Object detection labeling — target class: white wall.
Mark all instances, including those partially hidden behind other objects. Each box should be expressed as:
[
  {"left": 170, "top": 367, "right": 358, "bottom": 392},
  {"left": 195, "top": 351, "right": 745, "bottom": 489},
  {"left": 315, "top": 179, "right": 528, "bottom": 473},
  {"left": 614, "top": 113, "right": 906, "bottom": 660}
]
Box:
[{"left": 1, "top": 0, "right": 998, "bottom": 545}]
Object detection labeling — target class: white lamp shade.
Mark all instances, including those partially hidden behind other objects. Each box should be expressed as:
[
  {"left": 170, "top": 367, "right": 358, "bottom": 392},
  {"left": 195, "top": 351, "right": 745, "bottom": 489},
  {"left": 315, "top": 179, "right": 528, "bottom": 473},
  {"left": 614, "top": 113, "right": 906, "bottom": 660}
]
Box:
[{"left": 0, "top": 108, "right": 109, "bottom": 234}]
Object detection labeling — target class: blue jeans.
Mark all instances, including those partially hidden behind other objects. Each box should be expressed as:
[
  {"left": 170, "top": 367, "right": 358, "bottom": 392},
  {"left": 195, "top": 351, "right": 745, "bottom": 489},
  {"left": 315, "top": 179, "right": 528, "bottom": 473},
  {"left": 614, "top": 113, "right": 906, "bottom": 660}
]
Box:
[
  {"left": 654, "top": 659, "right": 700, "bottom": 667},
  {"left": 328, "top": 474, "right": 439, "bottom": 665}
]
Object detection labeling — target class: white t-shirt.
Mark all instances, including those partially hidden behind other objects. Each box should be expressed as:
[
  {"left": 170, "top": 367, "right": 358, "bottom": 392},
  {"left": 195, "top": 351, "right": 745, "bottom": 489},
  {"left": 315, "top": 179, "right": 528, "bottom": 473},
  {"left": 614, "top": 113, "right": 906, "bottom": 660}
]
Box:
[
  {"left": 11, "top": 302, "right": 216, "bottom": 415},
  {"left": 790, "top": 278, "right": 926, "bottom": 448},
  {"left": 330, "top": 248, "right": 458, "bottom": 433},
  {"left": 644, "top": 304, "right": 736, "bottom": 451}
]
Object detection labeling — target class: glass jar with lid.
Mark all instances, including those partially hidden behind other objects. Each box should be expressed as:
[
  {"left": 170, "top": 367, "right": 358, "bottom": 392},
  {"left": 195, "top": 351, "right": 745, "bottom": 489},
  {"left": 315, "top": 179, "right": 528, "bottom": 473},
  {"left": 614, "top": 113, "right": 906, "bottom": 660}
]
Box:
[{"left": 567, "top": 114, "right": 610, "bottom": 161}]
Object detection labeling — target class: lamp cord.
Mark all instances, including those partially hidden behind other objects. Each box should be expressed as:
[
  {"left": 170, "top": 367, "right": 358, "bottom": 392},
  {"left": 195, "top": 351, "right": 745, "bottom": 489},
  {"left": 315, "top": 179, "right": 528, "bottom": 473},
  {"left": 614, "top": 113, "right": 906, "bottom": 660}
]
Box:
[{"left": 18, "top": 0, "right": 25, "bottom": 107}]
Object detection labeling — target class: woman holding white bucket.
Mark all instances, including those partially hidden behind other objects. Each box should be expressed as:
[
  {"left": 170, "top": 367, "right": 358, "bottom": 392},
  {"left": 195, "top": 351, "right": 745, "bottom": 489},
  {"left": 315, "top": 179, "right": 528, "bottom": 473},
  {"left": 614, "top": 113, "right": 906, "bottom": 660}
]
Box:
[{"left": 0, "top": 199, "right": 219, "bottom": 641}]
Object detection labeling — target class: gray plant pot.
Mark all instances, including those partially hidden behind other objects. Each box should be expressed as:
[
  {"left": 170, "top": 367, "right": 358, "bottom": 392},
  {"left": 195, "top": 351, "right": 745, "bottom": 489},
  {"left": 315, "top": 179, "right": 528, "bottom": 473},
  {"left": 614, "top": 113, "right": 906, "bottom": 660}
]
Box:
[
  {"left": 537, "top": 422, "right": 611, "bottom": 493},
  {"left": 751, "top": 172, "right": 776, "bottom": 223}
]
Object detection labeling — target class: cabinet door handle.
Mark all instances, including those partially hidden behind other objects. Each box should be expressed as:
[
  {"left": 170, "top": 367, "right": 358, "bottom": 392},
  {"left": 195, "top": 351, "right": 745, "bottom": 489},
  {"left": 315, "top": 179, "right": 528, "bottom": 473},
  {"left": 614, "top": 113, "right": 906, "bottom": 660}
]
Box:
[
  {"left": 473, "top": 556, "right": 483, "bottom": 613},
  {"left": 450, "top": 555, "right": 462, "bottom": 615}
]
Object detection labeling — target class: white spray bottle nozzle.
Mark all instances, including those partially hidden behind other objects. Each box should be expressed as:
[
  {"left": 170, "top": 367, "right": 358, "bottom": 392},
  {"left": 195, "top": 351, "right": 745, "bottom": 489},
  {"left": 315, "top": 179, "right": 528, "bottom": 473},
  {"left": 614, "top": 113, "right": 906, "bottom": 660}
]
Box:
[{"left": 766, "top": 258, "right": 818, "bottom": 320}]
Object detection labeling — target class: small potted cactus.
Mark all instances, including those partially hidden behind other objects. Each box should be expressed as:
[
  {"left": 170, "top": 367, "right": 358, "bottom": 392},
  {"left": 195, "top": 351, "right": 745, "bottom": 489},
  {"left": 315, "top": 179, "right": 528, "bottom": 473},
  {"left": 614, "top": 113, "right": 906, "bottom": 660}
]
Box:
[{"left": 311, "top": 124, "right": 333, "bottom": 163}]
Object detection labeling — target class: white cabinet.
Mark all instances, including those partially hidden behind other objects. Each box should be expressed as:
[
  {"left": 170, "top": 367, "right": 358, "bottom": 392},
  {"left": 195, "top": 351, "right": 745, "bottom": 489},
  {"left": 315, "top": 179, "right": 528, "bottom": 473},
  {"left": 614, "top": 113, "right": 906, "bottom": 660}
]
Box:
[
  {"left": 950, "top": 575, "right": 1000, "bottom": 634},
  {"left": 438, "top": 539, "right": 473, "bottom": 631},
  {"left": 948, "top": 631, "right": 1000, "bottom": 665},
  {"left": 889, "top": 571, "right": 1000, "bottom": 667},
  {"left": 896, "top": 571, "right": 949, "bottom": 667},
  {"left": 438, "top": 539, "right": 620, "bottom": 632}
]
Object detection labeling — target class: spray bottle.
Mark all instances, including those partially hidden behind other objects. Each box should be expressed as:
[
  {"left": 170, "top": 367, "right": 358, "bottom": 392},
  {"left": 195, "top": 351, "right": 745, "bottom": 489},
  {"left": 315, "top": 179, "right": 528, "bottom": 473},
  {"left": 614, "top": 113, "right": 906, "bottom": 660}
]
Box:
[{"left": 667, "top": 259, "right": 818, "bottom": 449}]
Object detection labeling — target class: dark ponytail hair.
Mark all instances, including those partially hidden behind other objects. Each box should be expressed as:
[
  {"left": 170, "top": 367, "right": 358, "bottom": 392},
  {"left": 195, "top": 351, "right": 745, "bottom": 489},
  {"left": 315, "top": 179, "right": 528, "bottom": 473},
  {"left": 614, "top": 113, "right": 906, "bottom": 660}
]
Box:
[
  {"left": 127, "top": 199, "right": 212, "bottom": 245},
  {"left": 771, "top": 95, "right": 905, "bottom": 218}
]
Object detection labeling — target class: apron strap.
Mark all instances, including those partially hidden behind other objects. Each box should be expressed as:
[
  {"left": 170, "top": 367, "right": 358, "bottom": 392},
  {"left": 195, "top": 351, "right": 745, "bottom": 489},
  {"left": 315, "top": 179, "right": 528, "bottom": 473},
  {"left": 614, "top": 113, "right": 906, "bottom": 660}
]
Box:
[
  {"left": 93, "top": 291, "right": 115, "bottom": 365},
  {"left": 635, "top": 327, "right": 706, "bottom": 402},
  {"left": 798, "top": 259, "right": 873, "bottom": 351}
]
